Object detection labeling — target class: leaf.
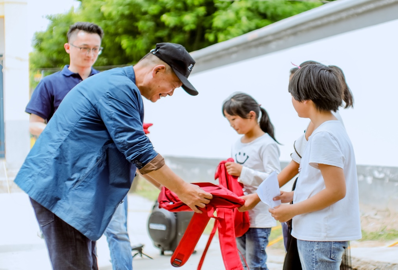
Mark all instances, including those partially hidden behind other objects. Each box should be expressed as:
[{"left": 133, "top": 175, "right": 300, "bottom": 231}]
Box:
[{"left": 30, "top": 0, "right": 328, "bottom": 89}]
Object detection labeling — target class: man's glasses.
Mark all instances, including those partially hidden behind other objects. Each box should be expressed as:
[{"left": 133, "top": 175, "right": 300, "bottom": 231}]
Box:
[{"left": 70, "top": 44, "right": 103, "bottom": 55}]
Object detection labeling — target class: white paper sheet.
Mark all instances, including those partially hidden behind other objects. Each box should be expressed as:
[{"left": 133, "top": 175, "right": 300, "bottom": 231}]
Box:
[{"left": 257, "top": 171, "right": 281, "bottom": 208}]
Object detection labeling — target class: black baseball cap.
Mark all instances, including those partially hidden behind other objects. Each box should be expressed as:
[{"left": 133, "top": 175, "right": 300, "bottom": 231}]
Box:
[{"left": 150, "top": 42, "right": 198, "bottom": 96}]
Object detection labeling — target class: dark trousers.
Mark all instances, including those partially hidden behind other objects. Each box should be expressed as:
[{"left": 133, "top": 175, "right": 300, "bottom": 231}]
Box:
[
  {"left": 283, "top": 177, "right": 302, "bottom": 270},
  {"left": 30, "top": 198, "right": 98, "bottom": 270}
]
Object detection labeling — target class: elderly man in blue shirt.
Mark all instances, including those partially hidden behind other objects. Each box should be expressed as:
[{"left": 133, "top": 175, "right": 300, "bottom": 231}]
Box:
[
  {"left": 15, "top": 42, "right": 212, "bottom": 270},
  {"left": 25, "top": 22, "right": 136, "bottom": 270}
]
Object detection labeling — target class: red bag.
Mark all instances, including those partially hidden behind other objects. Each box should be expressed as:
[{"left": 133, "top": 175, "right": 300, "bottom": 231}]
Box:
[
  {"left": 216, "top": 158, "right": 250, "bottom": 237},
  {"left": 158, "top": 159, "right": 250, "bottom": 270}
]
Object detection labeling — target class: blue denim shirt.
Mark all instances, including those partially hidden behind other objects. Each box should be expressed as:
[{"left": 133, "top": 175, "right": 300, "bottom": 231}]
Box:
[{"left": 15, "top": 66, "right": 158, "bottom": 240}]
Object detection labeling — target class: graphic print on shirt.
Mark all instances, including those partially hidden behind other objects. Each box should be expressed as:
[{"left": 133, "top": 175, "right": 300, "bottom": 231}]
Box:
[{"left": 235, "top": 152, "right": 249, "bottom": 165}]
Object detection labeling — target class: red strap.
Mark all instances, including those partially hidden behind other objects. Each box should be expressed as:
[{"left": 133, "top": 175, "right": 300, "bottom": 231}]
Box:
[
  {"left": 197, "top": 219, "right": 219, "bottom": 270},
  {"left": 238, "top": 247, "right": 250, "bottom": 270},
  {"left": 159, "top": 166, "right": 249, "bottom": 270},
  {"left": 170, "top": 212, "right": 210, "bottom": 267},
  {"left": 197, "top": 209, "right": 244, "bottom": 270},
  {"left": 217, "top": 208, "right": 244, "bottom": 270}
]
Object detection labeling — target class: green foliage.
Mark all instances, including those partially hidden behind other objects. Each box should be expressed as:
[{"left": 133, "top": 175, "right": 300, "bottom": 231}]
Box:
[
  {"left": 30, "top": 0, "right": 329, "bottom": 82},
  {"left": 31, "top": 9, "right": 77, "bottom": 69},
  {"left": 208, "top": 0, "right": 322, "bottom": 42}
]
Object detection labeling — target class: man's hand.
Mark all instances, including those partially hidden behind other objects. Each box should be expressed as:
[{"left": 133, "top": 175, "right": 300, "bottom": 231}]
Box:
[
  {"left": 273, "top": 191, "right": 294, "bottom": 204},
  {"left": 269, "top": 204, "right": 297, "bottom": 223},
  {"left": 238, "top": 193, "right": 261, "bottom": 212},
  {"left": 144, "top": 164, "right": 213, "bottom": 214},
  {"left": 225, "top": 162, "right": 243, "bottom": 177},
  {"left": 177, "top": 183, "right": 213, "bottom": 213}
]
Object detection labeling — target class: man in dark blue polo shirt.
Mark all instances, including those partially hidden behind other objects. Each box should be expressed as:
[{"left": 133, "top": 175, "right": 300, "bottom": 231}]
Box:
[
  {"left": 26, "top": 65, "right": 99, "bottom": 123},
  {"left": 26, "top": 22, "right": 134, "bottom": 270},
  {"left": 26, "top": 22, "right": 102, "bottom": 134}
]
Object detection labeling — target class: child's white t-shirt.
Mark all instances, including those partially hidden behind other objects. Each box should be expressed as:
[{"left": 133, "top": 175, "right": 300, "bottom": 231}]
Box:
[
  {"left": 231, "top": 133, "right": 280, "bottom": 228},
  {"left": 292, "top": 120, "right": 362, "bottom": 241},
  {"left": 291, "top": 111, "right": 343, "bottom": 164}
]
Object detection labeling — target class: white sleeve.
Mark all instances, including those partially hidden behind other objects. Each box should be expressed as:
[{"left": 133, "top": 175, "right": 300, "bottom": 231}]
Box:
[
  {"left": 290, "top": 133, "right": 307, "bottom": 164},
  {"left": 309, "top": 132, "right": 344, "bottom": 169},
  {"left": 239, "top": 143, "right": 281, "bottom": 187}
]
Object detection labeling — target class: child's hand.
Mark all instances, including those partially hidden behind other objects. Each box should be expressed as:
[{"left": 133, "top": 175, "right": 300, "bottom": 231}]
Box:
[
  {"left": 225, "top": 162, "right": 243, "bottom": 176},
  {"left": 273, "top": 191, "right": 294, "bottom": 203},
  {"left": 238, "top": 193, "right": 261, "bottom": 212},
  {"left": 269, "top": 205, "right": 296, "bottom": 223}
]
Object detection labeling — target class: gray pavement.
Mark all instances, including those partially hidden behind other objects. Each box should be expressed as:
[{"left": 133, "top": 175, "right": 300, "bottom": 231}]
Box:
[
  {"left": 0, "top": 193, "right": 397, "bottom": 270},
  {"left": 0, "top": 193, "right": 283, "bottom": 270},
  {"left": 351, "top": 246, "right": 398, "bottom": 270}
]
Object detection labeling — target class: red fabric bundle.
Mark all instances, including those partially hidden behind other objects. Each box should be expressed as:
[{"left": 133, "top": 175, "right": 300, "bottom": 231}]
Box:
[
  {"left": 215, "top": 158, "right": 250, "bottom": 237},
  {"left": 158, "top": 158, "right": 250, "bottom": 270},
  {"left": 143, "top": 123, "right": 153, "bottom": 134}
]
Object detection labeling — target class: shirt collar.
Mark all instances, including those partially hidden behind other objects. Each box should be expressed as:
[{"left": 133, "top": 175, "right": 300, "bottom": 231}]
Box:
[
  {"left": 61, "top": 65, "right": 99, "bottom": 77},
  {"left": 124, "top": 66, "right": 136, "bottom": 85}
]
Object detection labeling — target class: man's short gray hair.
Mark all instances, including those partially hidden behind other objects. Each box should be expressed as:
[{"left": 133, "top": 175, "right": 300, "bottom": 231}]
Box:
[{"left": 138, "top": 53, "right": 172, "bottom": 73}]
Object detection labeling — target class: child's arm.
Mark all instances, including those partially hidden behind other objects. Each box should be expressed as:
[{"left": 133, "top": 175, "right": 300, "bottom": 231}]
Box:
[
  {"left": 236, "top": 144, "right": 280, "bottom": 187},
  {"left": 269, "top": 164, "right": 346, "bottom": 222},
  {"left": 238, "top": 160, "right": 298, "bottom": 212},
  {"left": 238, "top": 190, "right": 294, "bottom": 212},
  {"left": 277, "top": 160, "right": 299, "bottom": 188},
  {"left": 238, "top": 193, "right": 261, "bottom": 212}
]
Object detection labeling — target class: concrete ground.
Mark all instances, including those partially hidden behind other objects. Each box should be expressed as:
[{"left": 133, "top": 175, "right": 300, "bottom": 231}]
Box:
[
  {"left": 0, "top": 193, "right": 397, "bottom": 270},
  {"left": 350, "top": 246, "right": 398, "bottom": 270},
  {"left": 0, "top": 193, "right": 283, "bottom": 270}
]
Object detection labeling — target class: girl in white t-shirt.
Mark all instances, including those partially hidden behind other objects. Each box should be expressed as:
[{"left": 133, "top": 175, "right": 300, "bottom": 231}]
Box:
[
  {"left": 237, "top": 61, "right": 355, "bottom": 270},
  {"left": 287, "top": 61, "right": 353, "bottom": 168},
  {"left": 223, "top": 92, "right": 281, "bottom": 270},
  {"left": 239, "top": 61, "right": 354, "bottom": 210},
  {"left": 269, "top": 64, "right": 361, "bottom": 270}
]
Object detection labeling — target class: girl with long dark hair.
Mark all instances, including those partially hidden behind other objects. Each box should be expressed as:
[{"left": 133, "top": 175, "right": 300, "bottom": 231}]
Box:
[{"left": 223, "top": 92, "right": 281, "bottom": 270}]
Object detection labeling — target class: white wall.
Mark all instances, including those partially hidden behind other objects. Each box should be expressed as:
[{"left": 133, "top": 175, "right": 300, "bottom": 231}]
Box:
[
  {"left": 0, "top": 18, "right": 4, "bottom": 54},
  {"left": 2, "top": 0, "right": 30, "bottom": 175},
  {"left": 143, "top": 18, "right": 398, "bottom": 167}
]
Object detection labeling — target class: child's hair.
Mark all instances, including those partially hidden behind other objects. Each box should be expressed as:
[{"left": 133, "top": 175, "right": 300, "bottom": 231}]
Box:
[
  {"left": 288, "top": 64, "right": 342, "bottom": 112},
  {"left": 328, "top": 65, "right": 354, "bottom": 108},
  {"left": 222, "top": 93, "right": 279, "bottom": 144},
  {"left": 290, "top": 61, "right": 354, "bottom": 109},
  {"left": 289, "top": 60, "right": 320, "bottom": 76}
]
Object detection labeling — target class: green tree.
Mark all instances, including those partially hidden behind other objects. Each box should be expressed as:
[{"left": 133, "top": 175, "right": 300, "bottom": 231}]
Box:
[
  {"left": 208, "top": 0, "right": 323, "bottom": 42},
  {"left": 30, "top": 0, "right": 329, "bottom": 83},
  {"left": 77, "top": 0, "right": 217, "bottom": 64},
  {"left": 31, "top": 9, "right": 77, "bottom": 70}
]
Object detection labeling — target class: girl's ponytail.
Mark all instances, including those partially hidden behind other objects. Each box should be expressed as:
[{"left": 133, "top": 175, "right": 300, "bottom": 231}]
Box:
[
  {"left": 342, "top": 87, "right": 354, "bottom": 108},
  {"left": 259, "top": 107, "right": 279, "bottom": 144},
  {"left": 329, "top": 65, "right": 354, "bottom": 109}
]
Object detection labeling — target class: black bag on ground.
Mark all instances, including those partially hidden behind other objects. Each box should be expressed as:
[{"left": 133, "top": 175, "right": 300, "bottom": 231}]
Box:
[{"left": 147, "top": 201, "right": 193, "bottom": 255}]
